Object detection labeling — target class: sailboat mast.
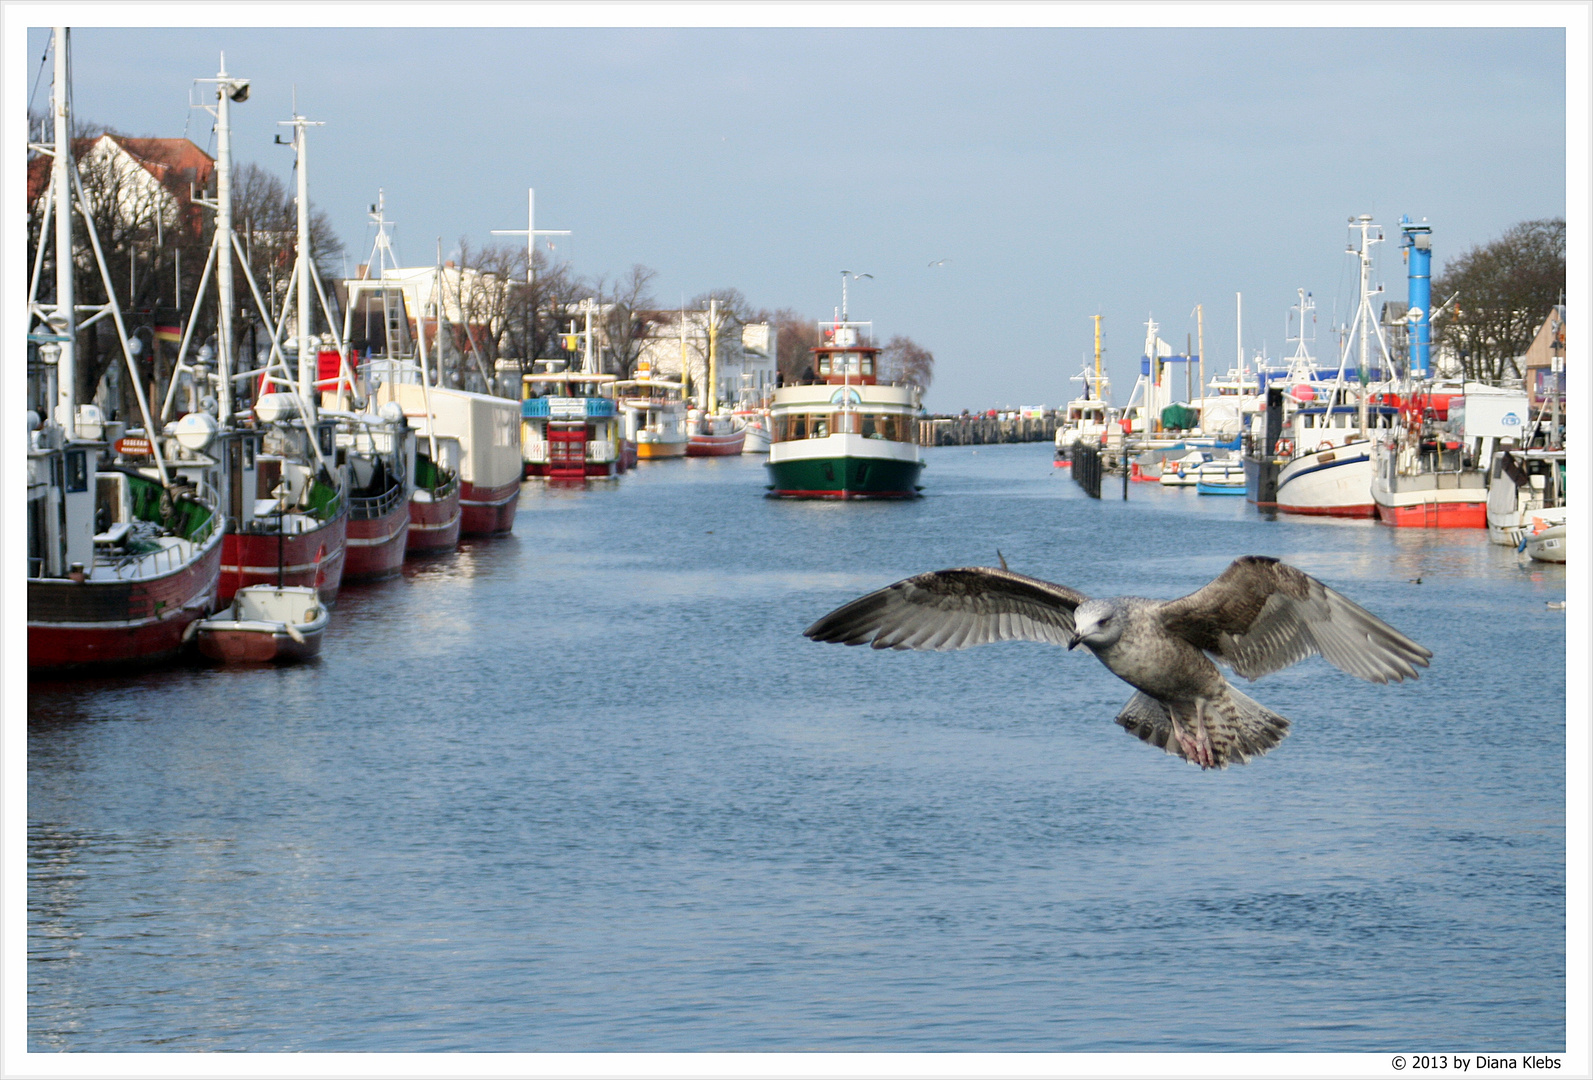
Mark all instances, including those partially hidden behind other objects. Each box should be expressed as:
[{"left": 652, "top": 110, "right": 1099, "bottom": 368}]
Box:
[
  {"left": 52, "top": 27, "right": 76, "bottom": 438},
  {"left": 1195, "top": 304, "right": 1205, "bottom": 435}
]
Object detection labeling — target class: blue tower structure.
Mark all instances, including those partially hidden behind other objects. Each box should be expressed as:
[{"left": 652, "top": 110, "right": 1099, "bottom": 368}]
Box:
[{"left": 1400, "top": 216, "right": 1433, "bottom": 379}]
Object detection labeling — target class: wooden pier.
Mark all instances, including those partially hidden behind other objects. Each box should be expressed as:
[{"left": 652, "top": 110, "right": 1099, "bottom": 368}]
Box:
[{"left": 917, "top": 414, "right": 1058, "bottom": 446}]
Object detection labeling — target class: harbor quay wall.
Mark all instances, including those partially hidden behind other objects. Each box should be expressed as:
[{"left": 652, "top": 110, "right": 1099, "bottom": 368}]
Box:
[{"left": 917, "top": 415, "right": 1058, "bottom": 446}]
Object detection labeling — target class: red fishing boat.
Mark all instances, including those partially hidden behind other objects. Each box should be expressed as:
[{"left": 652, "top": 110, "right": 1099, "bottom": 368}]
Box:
[
  {"left": 686, "top": 410, "right": 747, "bottom": 456},
  {"left": 218, "top": 404, "right": 348, "bottom": 605},
  {"left": 27, "top": 458, "right": 225, "bottom": 672},
  {"left": 344, "top": 483, "right": 409, "bottom": 578},
  {"left": 377, "top": 382, "right": 522, "bottom": 535},
  {"left": 25, "top": 31, "right": 224, "bottom": 673},
  {"left": 406, "top": 435, "right": 462, "bottom": 553},
  {"left": 27, "top": 420, "right": 228, "bottom": 671}
]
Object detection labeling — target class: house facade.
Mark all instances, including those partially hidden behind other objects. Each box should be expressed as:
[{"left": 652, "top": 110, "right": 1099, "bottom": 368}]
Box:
[{"left": 633, "top": 310, "right": 778, "bottom": 407}]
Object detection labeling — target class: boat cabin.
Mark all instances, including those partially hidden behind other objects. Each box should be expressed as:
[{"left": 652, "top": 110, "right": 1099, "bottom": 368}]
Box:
[
  {"left": 522, "top": 371, "right": 623, "bottom": 478},
  {"left": 812, "top": 325, "right": 880, "bottom": 386},
  {"left": 1289, "top": 404, "right": 1398, "bottom": 447}
]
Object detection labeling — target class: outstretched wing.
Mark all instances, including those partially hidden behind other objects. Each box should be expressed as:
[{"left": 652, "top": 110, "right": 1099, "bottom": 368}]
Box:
[
  {"left": 1157, "top": 555, "right": 1432, "bottom": 683},
  {"left": 804, "top": 567, "right": 1088, "bottom": 651}
]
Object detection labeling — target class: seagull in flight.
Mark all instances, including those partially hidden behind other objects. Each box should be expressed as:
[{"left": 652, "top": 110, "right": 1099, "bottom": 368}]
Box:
[
  {"left": 928, "top": 258, "right": 950, "bottom": 267},
  {"left": 804, "top": 555, "right": 1431, "bottom": 769}
]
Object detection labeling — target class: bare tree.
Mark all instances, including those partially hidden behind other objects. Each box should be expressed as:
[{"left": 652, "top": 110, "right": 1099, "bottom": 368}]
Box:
[
  {"left": 233, "top": 161, "right": 345, "bottom": 337},
  {"left": 749, "top": 307, "right": 822, "bottom": 384},
  {"left": 596, "top": 264, "right": 660, "bottom": 377},
  {"left": 1433, "top": 218, "right": 1565, "bottom": 384},
  {"left": 879, "top": 334, "right": 934, "bottom": 390},
  {"left": 487, "top": 244, "right": 583, "bottom": 382},
  {"left": 29, "top": 130, "right": 191, "bottom": 418}
]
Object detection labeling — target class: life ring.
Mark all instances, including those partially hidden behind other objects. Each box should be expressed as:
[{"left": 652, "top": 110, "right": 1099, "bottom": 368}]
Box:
[
  {"left": 1275, "top": 438, "right": 1294, "bottom": 457},
  {"left": 1316, "top": 441, "right": 1335, "bottom": 453}
]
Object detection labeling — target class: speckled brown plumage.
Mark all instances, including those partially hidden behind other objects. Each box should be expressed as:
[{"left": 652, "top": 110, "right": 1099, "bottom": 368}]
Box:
[{"left": 804, "top": 556, "right": 1432, "bottom": 770}]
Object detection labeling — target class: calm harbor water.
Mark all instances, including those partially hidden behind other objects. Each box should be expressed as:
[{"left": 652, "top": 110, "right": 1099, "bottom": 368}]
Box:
[{"left": 28, "top": 443, "right": 1567, "bottom": 1052}]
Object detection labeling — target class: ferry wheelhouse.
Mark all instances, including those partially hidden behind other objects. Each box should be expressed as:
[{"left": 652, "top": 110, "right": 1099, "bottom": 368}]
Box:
[{"left": 766, "top": 320, "right": 922, "bottom": 499}]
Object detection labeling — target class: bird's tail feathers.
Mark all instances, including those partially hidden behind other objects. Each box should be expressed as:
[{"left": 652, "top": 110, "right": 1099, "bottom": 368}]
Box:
[
  {"left": 1218, "top": 686, "right": 1291, "bottom": 765},
  {"left": 1114, "top": 687, "right": 1290, "bottom": 769}
]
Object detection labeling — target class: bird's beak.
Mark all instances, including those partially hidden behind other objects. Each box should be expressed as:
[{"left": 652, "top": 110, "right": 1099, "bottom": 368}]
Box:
[{"left": 1066, "top": 632, "right": 1081, "bottom": 651}]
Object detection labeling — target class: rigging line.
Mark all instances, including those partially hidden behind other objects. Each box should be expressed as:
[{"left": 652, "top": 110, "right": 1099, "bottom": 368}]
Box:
[{"left": 27, "top": 37, "right": 51, "bottom": 121}]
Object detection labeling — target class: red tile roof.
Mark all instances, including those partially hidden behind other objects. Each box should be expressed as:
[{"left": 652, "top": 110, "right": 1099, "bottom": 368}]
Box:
[{"left": 26, "top": 135, "right": 214, "bottom": 209}]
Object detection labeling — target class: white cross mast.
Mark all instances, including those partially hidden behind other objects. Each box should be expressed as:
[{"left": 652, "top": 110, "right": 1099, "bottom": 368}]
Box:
[{"left": 490, "top": 187, "right": 571, "bottom": 288}]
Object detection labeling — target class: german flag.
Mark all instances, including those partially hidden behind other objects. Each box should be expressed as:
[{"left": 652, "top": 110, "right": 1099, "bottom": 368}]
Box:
[{"left": 154, "top": 324, "right": 182, "bottom": 343}]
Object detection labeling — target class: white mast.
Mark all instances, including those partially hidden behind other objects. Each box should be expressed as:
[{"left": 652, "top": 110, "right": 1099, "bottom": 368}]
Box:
[
  {"left": 202, "top": 54, "right": 250, "bottom": 422},
  {"left": 1143, "top": 314, "right": 1160, "bottom": 433},
  {"left": 213, "top": 56, "right": 235, "bottom": 420},
  {"left": 1341, "top": 215, "right": 1392, "bottom": 435},
  {"left": 491, "top": 188, "right": 571, "bottom": 289},
  {"left": 52, "top": 26, "right": 76, "bottom": 438},
  {"left": 280, "top": 107, "right": 324, "bottom": 421}
]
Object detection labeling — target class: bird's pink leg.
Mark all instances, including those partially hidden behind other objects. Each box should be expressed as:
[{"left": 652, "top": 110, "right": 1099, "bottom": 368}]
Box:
[
  {"left": 1171, "top": 702, "right": 1216, "bottom": 768},
  {"left": 1193, "top": 700, "right": 1216, "bottom": 768}
]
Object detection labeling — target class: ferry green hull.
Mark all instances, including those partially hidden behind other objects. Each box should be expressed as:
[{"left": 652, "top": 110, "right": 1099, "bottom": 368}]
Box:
[{"left": 765, "top": 455, "right": 923, "bottom": 499}]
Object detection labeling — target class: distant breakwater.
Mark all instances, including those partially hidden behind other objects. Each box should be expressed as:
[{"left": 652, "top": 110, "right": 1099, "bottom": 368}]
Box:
[{"left": 917, "top": 414, "right": 1058, "bottom": 446}]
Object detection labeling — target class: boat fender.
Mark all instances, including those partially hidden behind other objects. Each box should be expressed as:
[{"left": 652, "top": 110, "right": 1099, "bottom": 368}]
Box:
[
  {"left": 284, "top": 623, "right": 307, "bottom": 645},
  {"left": 182, "top": 619, "right": 202, "bottom": 644}
]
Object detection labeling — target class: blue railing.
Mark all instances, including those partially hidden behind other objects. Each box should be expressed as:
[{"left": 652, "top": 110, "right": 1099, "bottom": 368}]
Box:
[{"left": 522, "top": 397, "right": 615, "bottom": 419}]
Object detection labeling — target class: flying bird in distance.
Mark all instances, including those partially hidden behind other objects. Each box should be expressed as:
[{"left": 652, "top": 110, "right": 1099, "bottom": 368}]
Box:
[
  {"left": 928, "top": 259, "right": 950, "bottom": 267},
  {"left": 804, "top": 555, "right": 1432, "bottom": 770}
]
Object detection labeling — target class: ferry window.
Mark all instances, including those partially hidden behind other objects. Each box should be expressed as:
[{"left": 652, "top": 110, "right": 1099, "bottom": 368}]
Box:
[
  {"left": 861, "top": 414, "right": 877, "bottom": 438},
  {"left": 812, "top": 416, "right": 829, "bottom": 438},
  {"left": 832, "top": 412, "right": 859, "bottom": 435},
  {"left": 818, "top": 356, "right": 831, "bottom": 375},
  {"left": 862, "top": 355, "right": 873, "bottom": 375}
]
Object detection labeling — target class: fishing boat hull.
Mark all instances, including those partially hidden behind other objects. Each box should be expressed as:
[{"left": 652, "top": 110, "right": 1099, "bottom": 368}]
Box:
[
  {"left": 407, "top": 485, "right": 462, "bottom": 553},
  {"left": 687, "top": 429, "right": 747, "bottom": 456},
  {"left": 459, "top": 478, "right": 520, "bottom": 535},
  {"left": 1275, "top": 441, "right": 1376, "bottom": 517},
  {"left": 343, "top": 490, "right": 410, "bottom": 581},
  {"left": 27, "top": 527, "right": 225, "bottom": 673},
  {"left": 635, "top": 436, "right": 688, "bottom": 459},
  {"left": 1244, "top": 455, "right": 1282, "bottom": 508},
  {"left": 1370, "top": 443, "right": 1487, "bottom": 529},
  {"left": 766, "top": 435, "right": 923, "bottom": 499},
  {"left": 736, "top": 417, "right": 772, "bottom": 454},
  {"left": 376, "top": 383, "right": 523, "bottom": 536},
  {"left": 1372, "top": 488, "right": 1487, "bottom": 528},
  {"left": 220, "top": 509, "right": 347, "bottom": 606}
]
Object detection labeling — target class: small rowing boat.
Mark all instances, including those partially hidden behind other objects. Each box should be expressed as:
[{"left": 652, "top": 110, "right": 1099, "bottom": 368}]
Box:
[{"left": 194, "top": 585, "right": 329, "bottom": 664}]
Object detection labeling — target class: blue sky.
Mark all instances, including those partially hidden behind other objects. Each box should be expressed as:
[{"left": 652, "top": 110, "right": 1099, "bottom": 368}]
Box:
[{"left": 15, "top": 14, "right": 1574, "bottom": 413}]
